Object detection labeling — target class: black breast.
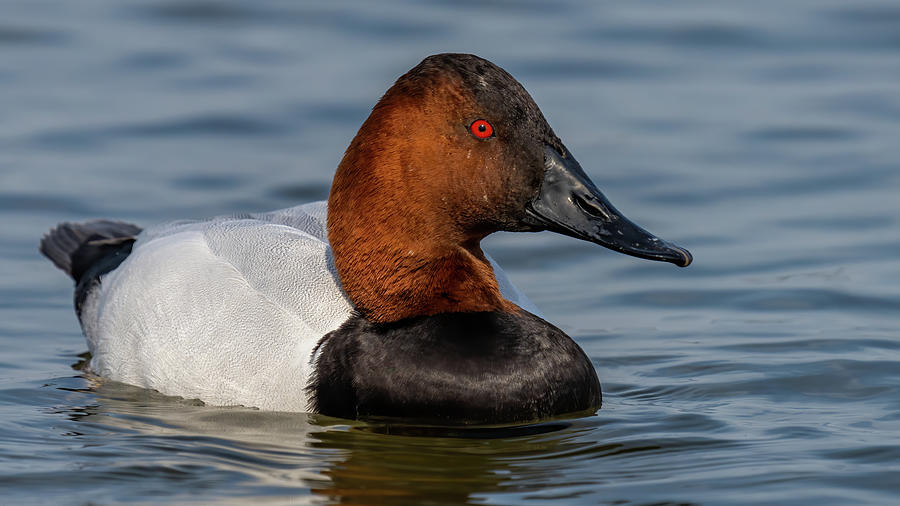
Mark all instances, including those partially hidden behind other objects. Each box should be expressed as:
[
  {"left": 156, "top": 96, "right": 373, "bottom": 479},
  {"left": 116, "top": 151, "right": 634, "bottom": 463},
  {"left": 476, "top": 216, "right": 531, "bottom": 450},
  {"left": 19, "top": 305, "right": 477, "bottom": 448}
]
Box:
[{"left": 307, "top": 310, "right": 601, "bottom": 425}]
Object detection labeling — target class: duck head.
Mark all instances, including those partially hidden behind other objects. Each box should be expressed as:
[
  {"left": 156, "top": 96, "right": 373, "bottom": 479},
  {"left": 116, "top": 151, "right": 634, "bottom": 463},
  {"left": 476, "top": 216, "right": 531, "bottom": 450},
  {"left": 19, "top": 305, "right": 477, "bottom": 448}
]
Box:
[{"left": 328, "top": 53, "right": 691, "bottom": 323}]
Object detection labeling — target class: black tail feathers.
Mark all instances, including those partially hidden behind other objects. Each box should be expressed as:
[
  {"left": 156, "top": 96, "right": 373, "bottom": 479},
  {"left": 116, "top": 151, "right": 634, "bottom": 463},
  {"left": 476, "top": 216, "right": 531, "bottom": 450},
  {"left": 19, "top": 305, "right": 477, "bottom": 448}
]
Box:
[{"left": 40, "top": 220, "right": 142, "bottom": 282}]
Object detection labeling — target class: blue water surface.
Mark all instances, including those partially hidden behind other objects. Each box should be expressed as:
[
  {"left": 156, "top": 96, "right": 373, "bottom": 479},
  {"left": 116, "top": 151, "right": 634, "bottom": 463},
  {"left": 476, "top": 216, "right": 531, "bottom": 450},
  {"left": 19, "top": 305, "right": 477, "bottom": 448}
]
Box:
[{"left": 2, "top": 0, "right": 899, "bottom": 504}]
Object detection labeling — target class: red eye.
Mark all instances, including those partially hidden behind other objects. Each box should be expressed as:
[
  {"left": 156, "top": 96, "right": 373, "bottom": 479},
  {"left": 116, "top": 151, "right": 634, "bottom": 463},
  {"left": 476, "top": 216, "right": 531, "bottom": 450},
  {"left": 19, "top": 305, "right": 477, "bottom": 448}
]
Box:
[{"left": 469, "top": 119, "right": 493, "bottom": 139}]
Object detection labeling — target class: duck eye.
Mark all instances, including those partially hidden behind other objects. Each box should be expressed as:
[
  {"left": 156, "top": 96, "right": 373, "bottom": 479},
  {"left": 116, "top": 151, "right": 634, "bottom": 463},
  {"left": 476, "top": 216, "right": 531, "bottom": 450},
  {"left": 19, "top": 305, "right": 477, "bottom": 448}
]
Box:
[{"left": 469, "top": 119, "right": 494, "bottom": 139}]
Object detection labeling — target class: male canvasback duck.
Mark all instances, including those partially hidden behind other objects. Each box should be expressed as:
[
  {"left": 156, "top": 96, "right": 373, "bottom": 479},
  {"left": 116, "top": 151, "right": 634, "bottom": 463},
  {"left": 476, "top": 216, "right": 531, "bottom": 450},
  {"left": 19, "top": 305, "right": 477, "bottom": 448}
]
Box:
[{"left": 41, "top": 54, "right": 691, "bottom": 425}]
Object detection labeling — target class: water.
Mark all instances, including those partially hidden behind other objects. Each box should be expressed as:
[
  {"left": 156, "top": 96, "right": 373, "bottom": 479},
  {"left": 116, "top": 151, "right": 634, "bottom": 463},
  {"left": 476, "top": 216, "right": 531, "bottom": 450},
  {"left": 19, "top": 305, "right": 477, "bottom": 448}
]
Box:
[{"left": 2, "top": 0, "right": 899, "bottom": 503}]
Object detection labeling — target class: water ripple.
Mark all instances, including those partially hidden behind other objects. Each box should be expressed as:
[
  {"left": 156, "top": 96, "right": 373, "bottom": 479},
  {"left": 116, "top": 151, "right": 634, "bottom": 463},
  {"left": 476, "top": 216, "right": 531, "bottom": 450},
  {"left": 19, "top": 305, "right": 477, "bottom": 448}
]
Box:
[
  {"left": 745, "top": 125, "right": 861, "bottom": 142},
  {"left": 32, "top": 114, "right": 289, "bottom": 149},
  {"left": 0, "top": 25, "right": 68, "bottom": 46},
  {"left": 133, "top": 2, "right": 448, "bottom": 39},
  {"left": 582, "top": 23, "right": 773, "bottom": 51},
  {"left": 509, "top": 57, "right": 673, "bottom": 81},
  {"left": 613, "top": 287, "right": 900, "bottom": 313}
]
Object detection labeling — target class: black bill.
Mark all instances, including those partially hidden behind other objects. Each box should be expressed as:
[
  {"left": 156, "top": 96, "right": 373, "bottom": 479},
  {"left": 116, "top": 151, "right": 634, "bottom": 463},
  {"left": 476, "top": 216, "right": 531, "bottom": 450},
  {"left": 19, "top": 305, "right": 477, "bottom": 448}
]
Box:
[{"left": 523, "top": 145, "right": 692, "bottom": 267}]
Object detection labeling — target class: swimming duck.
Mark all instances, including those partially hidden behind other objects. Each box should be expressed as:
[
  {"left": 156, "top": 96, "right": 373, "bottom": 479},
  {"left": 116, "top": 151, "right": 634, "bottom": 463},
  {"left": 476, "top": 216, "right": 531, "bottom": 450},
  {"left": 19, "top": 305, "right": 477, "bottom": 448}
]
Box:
[{"left": 41, "top": 54, "right": 691, "bottom": 425}]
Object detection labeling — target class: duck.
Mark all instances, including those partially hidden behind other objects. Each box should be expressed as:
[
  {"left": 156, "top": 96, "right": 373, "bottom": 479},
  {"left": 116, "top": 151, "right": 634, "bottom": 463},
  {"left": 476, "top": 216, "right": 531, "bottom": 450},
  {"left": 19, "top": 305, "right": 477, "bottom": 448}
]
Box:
[{"left": 40, "top": 53, "right": 691, "bottom": 425}]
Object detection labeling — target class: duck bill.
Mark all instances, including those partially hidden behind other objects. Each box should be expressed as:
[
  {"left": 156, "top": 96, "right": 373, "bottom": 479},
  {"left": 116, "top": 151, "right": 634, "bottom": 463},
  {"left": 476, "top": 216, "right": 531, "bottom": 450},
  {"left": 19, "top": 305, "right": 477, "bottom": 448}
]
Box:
[{"left": 524, "top": 145, "right": 692, "bottom": 267}]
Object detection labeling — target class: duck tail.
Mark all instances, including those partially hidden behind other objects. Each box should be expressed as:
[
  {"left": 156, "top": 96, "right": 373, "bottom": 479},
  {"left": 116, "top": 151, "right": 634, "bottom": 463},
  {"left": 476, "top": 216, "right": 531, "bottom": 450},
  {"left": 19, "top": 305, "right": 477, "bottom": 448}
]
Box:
[{"left": 40, "top": 220, "right": 142, "bottom": 281}]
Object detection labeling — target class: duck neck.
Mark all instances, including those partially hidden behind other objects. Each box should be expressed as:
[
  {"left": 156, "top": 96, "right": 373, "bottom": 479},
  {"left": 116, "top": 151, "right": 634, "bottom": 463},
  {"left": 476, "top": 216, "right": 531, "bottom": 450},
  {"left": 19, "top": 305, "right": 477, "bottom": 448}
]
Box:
[{"left": 328, "top": 224, "right": 516, "bottom": 323}]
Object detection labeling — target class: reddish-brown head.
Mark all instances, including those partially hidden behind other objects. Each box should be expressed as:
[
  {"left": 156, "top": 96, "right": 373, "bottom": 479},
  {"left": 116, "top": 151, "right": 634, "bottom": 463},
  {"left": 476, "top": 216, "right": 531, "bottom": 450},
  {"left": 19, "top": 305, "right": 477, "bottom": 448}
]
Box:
[
  {"left": 328, "top": 53, "right": 692, "bottom": 323},
  {"left": 327, "top": 54, "right": 552, "bottom": 322}
]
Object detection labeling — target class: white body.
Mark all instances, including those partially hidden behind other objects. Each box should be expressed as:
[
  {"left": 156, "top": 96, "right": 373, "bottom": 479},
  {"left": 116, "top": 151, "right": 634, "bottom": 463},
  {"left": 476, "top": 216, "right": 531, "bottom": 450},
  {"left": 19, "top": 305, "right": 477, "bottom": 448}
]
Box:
[{"left": 80, "top": 202, "right": 540, "bottom": 412}]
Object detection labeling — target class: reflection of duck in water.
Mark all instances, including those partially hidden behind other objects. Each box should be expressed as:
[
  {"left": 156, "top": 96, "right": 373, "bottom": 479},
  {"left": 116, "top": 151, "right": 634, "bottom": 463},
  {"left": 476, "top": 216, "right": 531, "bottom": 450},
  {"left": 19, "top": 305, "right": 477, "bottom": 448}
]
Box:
[
  {"left": 308, "top": 421, "right": 580, "bottom": 505},
  {"left": 41, "top": 53, "right": 691, "bottom": 424},
  {"left": 62, "top": 377, "right": 595, "bottom": 505}
]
